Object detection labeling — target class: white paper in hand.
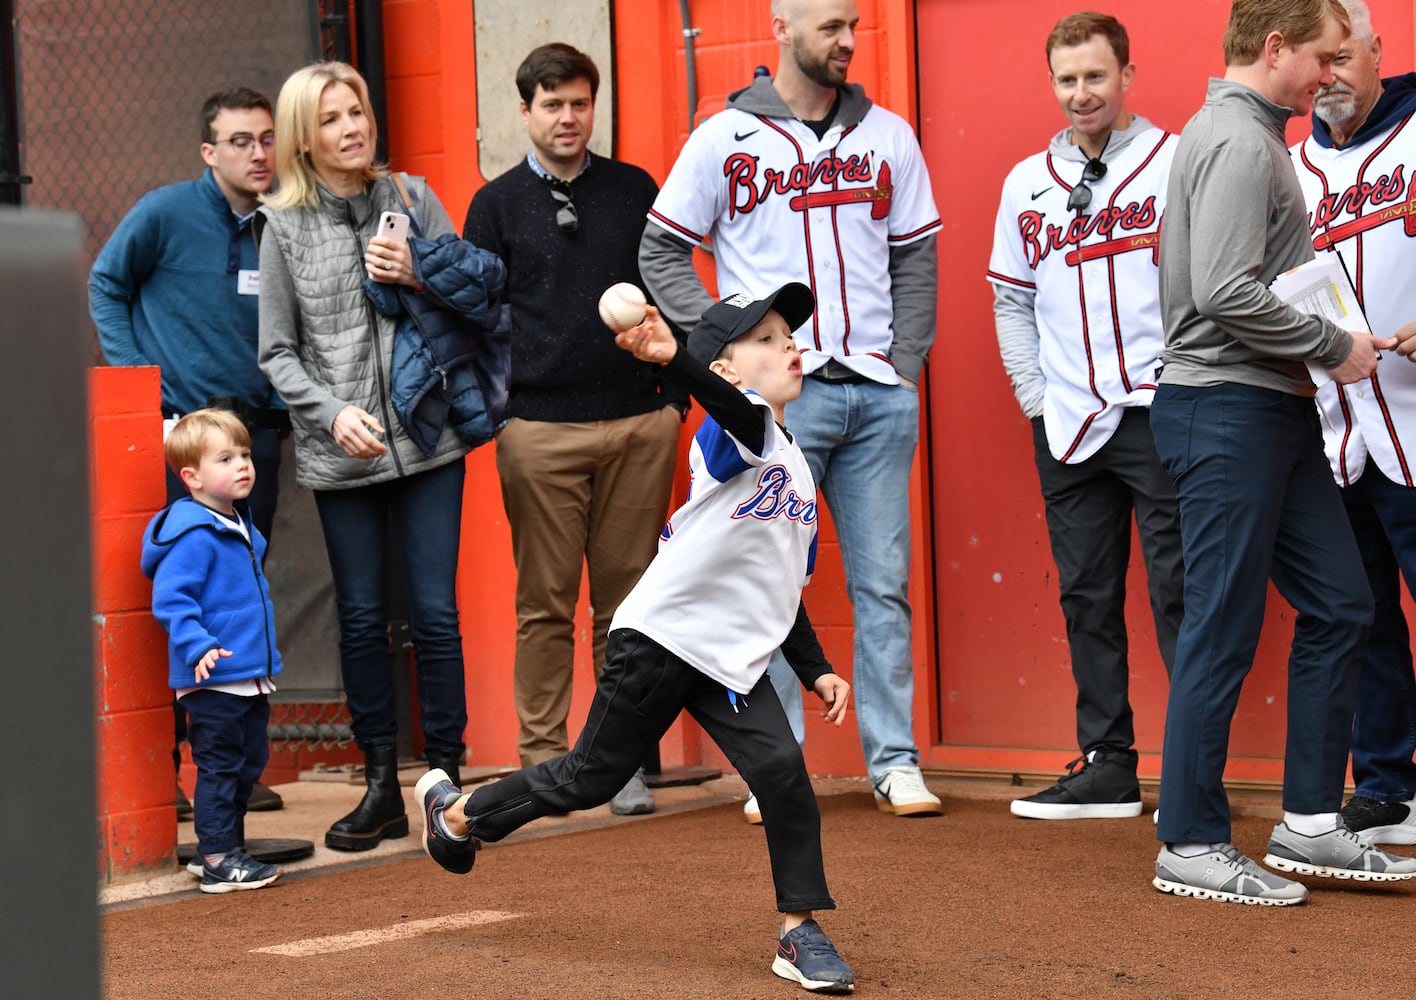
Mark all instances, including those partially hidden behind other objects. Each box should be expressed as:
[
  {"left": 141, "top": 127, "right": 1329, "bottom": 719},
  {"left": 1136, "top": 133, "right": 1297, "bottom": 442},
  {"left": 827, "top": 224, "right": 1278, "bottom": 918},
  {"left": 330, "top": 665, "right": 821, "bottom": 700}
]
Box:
[{"left": 1269, "top": 255, "right": 1371, "bottom": 389}]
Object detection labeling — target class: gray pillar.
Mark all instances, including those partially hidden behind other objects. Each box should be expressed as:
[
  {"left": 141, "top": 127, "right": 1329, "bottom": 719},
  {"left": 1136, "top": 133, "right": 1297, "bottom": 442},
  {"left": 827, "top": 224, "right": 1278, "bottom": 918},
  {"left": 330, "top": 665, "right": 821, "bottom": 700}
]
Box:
[{"left": 0, "top": 208, "right": 98, "bottom": 997}]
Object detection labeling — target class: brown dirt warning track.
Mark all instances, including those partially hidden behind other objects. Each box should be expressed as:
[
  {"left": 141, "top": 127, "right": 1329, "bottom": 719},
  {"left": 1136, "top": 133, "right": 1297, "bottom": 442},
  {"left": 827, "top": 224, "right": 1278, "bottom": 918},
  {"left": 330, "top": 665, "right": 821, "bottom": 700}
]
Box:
[{"left": 101, "top": 787, "right": 1416, "bottom": 999}]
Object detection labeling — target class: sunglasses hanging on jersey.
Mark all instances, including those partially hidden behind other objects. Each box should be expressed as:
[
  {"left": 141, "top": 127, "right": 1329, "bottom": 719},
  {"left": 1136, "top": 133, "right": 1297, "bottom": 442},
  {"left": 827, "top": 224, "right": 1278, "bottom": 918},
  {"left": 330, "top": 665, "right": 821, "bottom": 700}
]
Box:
[{"left": 1067, "top": 156, "right": 1108, "bottom": 213}]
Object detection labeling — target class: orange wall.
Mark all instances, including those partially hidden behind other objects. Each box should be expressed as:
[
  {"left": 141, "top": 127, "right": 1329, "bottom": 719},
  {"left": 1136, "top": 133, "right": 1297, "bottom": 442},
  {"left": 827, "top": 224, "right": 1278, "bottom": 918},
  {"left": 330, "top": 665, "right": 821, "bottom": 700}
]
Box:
[
  {"left": 382, "top": 0, "right": 1416, "bottom": 780},
  {"left": 382, "top": 0, "right": 923, "bottom": 774},
  {"left": 918, "top": 0, "right": 1416, "bottom": 781}
]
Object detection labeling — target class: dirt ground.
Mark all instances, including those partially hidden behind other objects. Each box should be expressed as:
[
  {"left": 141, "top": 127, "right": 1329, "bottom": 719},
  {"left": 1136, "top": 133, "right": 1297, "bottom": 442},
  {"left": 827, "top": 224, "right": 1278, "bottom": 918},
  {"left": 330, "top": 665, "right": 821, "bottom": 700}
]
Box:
[{"left": 101, "top": 786, "right": 1416, "bottom": 999}]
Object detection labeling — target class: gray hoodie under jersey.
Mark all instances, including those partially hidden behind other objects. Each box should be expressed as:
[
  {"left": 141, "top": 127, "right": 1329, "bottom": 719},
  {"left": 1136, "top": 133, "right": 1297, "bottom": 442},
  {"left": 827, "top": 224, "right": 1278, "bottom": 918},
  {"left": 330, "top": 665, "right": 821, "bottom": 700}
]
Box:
[{"left": 1158, "top": 78, "right": 1350, "bottom": 396}]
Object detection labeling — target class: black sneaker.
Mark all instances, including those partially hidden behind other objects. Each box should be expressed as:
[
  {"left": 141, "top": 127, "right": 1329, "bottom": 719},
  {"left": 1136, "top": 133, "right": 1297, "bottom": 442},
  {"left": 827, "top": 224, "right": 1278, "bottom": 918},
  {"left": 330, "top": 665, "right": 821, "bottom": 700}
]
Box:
[
  {"left": 415, "top": 768, "right": 478, "bottom": 875},
  {"left": 1010, "top": 750, "right": 1142, "bottom": 820},
  {"left": 771, "top": 920, "right": 855, "bottom": 994},
  {"left": 1341, "top": 796, "right": 1416, "bottom": 846},
  {"left": 200, "top": 849, "right": 280, "bottom": 894}
]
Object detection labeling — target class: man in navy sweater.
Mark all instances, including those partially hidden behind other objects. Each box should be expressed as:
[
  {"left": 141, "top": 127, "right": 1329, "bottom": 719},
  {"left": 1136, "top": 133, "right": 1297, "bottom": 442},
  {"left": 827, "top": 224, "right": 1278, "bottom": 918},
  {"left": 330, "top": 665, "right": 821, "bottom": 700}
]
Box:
[
  {"left": 463, "top": 44, "right": 687, "bottom": 814},
  {"left": 90, "top": 87, "right": 287, "bottom": 816}
]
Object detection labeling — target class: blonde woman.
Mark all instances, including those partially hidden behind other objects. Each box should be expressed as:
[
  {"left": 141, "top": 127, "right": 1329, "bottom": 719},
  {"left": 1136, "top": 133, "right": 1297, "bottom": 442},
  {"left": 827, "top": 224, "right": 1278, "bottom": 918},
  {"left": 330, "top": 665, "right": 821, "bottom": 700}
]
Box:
[{"left": 257, "top": 62, "right": 473, "bottom": 851}]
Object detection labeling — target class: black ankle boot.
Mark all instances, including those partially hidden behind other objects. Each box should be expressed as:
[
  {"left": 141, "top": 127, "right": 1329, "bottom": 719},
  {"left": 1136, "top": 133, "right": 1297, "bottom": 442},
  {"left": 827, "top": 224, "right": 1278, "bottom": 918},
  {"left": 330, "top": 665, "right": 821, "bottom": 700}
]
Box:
[
  {"left": 426, "top": 751, "right": 463, "bottom": 788},
  {"left": 325, "top": 745, "right": 409, "bottom": 851}
]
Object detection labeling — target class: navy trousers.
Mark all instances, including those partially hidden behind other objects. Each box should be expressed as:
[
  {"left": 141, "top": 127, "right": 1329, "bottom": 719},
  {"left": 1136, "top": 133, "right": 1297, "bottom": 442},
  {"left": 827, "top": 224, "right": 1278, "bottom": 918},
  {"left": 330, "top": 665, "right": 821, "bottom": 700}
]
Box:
[
  {"left": 1150, "top": 383, "right": 1372, "bottom": 844},
  {"left": 1342, "top": 470, "right": 1416, "bottom": 801},
  {"left": 183, "top": 688, "right": 271, "bottom": 855}
]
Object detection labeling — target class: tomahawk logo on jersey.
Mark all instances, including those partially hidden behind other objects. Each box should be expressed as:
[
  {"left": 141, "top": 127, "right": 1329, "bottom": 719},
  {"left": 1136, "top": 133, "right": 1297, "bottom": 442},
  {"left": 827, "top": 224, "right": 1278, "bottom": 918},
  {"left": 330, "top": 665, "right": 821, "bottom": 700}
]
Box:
[
  {"left": 1293, "top": 115, "right": 1416, "bottom": 487},
  {"left": 648, "top": 104, "right": 940, "bottom": 384},
  {"left": 987, "top": 125, "right": 1175, "bottom": 464}
]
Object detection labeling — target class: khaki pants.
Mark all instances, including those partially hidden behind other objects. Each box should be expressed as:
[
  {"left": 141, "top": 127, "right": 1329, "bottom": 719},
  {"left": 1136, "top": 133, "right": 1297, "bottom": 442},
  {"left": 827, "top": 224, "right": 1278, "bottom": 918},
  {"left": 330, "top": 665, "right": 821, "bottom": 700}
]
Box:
[{"left": 496, "top": 408, "right": 680, "bottom": 765}]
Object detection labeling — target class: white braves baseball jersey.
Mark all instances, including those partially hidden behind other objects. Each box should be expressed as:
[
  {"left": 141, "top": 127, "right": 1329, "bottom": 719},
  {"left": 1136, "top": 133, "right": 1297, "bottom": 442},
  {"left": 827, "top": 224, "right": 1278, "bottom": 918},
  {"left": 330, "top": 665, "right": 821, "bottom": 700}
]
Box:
[
  {"left": 609, "top": 393, "right": 818, "bottom": 695},
  {"left": 988, "top": 123, "right": 1175, "bottom": 464},
  {"left": 1292, "top": 108, "right": 1416, "bottom": 487},
  {"left": 647, "top": 101, "right": 940, "bottom": 384}
]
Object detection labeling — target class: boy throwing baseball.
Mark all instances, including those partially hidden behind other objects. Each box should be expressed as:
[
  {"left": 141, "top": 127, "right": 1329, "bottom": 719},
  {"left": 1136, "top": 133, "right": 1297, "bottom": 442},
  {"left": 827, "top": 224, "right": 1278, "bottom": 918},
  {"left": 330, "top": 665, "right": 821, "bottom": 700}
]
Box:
[{"left": 416, "top": 284, "right": 856, "bottom": 994}]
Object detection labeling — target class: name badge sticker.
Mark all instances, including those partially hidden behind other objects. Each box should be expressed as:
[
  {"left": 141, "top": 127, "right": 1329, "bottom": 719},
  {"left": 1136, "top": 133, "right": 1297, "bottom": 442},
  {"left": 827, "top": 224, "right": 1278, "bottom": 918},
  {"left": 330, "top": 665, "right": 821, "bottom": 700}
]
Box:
[{"left": 238, "top": 269, "right": 260, "bottom": 295}]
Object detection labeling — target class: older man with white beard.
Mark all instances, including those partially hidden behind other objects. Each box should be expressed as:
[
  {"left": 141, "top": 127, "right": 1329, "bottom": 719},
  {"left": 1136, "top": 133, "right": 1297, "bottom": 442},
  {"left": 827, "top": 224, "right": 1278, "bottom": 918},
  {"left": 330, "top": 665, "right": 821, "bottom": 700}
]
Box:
[{"left": 1291, "top": 0, "right": 1416, "bottom": 846}]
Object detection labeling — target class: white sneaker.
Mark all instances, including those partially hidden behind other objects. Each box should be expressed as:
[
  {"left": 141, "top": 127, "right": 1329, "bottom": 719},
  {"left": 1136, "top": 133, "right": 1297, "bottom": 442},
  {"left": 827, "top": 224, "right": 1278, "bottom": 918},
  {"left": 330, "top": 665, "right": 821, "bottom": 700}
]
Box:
[
  {"left": 743, "top": 794, "right": 763, "bottom": 825},
  {"left": 872, "top": 765, "right": 943, "bottom": 817}
]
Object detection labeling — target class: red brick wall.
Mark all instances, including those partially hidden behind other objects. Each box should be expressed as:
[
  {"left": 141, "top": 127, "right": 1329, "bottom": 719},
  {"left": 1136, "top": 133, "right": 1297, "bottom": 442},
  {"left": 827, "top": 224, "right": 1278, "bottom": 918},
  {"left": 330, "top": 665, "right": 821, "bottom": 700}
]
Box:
[{"left": 91, "top": 366, "right": 174, "bottom": 880}]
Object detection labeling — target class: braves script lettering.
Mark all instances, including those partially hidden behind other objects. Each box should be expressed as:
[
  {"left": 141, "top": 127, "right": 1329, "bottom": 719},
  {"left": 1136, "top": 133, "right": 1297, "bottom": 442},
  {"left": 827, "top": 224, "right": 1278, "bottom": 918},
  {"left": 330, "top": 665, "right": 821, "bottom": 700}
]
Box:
[
  {"left": 1015, "top": 197, "right": 1159, "bottom": 268},
  {"left": 1307, "top": 166, "right": 1409, "bottom": 232},
  {"left": 732, "top": 465, "right": 817, "bottom": 523},
  {"left": 724, "top": 152, "right": 874, "bottom": 219}
]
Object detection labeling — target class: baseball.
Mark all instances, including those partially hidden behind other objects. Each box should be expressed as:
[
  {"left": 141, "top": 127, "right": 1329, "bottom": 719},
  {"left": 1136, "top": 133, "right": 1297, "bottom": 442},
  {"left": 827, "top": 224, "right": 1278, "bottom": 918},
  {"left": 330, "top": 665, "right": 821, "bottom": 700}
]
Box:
[{"left": 598, "top": 282, "right": 648, "bottom": 332}]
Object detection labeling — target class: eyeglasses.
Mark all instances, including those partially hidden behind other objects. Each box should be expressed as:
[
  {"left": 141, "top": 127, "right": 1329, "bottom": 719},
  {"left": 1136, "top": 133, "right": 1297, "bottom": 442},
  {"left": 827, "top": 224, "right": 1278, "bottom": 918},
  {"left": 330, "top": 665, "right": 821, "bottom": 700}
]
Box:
[
  {"left": 211, "top": 133, "right": 276, "bottom": 154},
  {"left": 1067, "top": 157, "right": 1108, "bottom": 213},
  {"left": 550, "top": 187, "right": 578, "bottom": 234}
]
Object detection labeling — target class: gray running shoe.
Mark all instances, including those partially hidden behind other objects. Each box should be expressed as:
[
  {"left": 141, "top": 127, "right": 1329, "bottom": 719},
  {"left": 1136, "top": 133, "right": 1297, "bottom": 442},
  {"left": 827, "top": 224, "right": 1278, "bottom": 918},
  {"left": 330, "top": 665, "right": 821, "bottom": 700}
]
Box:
[
  {"left": 1263, "top": 822, "right": 1416, "bottom": 881},
  {"left": 609, "top": 768, "right": 656, "bottom": 816},
  {"left": 1154, "top": 843, "right": 1308, "bottom": 906}
]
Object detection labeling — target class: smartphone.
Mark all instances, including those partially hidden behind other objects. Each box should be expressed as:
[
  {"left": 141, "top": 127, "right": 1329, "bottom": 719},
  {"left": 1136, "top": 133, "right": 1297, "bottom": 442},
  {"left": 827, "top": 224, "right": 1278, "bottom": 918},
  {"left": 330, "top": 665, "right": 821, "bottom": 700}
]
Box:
[{"left": 377, "top": 211, "right": 410, "bottom": 245}]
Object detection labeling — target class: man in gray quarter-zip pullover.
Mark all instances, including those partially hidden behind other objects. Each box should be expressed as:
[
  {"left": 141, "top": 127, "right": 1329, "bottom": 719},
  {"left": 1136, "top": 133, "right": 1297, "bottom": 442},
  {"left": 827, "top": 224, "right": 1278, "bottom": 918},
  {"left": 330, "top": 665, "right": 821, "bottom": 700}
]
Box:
[{"left": 1149, "top": 0, "right": 1416, "bottom": 908}]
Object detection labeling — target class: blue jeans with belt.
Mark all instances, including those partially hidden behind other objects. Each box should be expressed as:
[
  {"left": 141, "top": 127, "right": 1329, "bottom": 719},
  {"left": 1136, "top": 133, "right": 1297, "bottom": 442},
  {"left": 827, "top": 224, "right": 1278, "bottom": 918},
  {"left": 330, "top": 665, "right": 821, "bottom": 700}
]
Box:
[
  {"left": 1150, "top": 383, "right": 1372, "bottom": 845},
  {"left": 1342, "top": 469, "right": 1416, "bottom": 802},
  {"left": 313, "top": 458, "right": 469, "bottom": 758}
]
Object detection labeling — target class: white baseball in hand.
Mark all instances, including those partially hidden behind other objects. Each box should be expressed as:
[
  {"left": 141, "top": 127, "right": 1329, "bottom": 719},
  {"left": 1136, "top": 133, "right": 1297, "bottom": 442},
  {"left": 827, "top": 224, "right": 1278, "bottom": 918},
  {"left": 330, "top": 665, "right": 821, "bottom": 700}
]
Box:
[{"left": 598, "top": 282, "right": 648, "bottom": 332}]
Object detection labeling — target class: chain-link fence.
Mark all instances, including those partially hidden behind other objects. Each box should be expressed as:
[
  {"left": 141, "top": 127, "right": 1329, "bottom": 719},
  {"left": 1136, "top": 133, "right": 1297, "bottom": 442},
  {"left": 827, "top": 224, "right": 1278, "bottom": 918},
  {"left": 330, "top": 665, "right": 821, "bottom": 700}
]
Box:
[
  {"left": 13, "top": 0, "right": 320, "bottom": 359},
  {"left": 11, "top": 1, "right": 363, "bottom": 749}
]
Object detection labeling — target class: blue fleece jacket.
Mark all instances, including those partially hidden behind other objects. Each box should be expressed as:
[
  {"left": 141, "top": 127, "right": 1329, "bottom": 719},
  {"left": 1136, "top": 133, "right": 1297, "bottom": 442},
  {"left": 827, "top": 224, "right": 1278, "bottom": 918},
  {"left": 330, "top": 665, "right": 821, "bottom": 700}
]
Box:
[
  {"left": 90, "top": 169, "right": 281, "bottom": 415},
  {"left": 140, "top": 497, "right": 283, "bottom": 690}
]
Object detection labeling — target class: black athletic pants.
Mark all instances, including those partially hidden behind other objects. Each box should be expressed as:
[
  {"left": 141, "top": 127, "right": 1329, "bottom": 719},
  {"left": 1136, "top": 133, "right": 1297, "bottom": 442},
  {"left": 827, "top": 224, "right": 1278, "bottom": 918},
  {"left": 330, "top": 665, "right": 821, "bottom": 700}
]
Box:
[{"left": 466, "top": 628, "right": 835, "bottom": 913}]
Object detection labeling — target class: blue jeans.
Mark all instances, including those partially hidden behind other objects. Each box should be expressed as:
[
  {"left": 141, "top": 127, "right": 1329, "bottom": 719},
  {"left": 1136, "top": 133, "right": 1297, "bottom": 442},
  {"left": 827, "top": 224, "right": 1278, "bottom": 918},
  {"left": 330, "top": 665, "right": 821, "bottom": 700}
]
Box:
[
  {"left": 1150, "top": 384, "right": 1372, "bottom": 844},
  {"left": 183, "top": 688, "right": 270, "bottom": 855},
  {"left": 313, "top": 459, "right": 468, "bottom": 757},
  {"left": 767, "top": 376, "right": 921, "bottom": 779},
  {"left": 1342, "top": 469, "right": 1416, "bottom": 801}
]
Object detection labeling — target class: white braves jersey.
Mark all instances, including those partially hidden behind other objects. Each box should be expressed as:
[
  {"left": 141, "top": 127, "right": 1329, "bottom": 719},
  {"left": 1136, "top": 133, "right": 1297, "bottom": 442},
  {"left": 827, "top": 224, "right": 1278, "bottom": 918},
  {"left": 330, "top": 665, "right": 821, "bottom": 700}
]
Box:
[
  {"left": 1292, "top": 115, "right": 1416, "bottom": 487},
  {"left": 987, "top": 125, "right": 1175, "bottom": 463},
  {"left": 610, "top": 393, "right": 818, "bottom": 695},
  {"left": 647, "top": 104, "right": 940, "bottom": 383}
]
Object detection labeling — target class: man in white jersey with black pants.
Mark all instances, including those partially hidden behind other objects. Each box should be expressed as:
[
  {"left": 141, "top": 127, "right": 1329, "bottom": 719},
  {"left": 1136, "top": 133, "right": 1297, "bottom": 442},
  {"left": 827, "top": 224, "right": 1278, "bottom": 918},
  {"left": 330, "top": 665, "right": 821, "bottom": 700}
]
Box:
[
  {"left": 640, "top": 0, "right": 943, "bottom": 822},
  {"left": 988, "top": 11, "right": 1183, "bottom": 821},
  {"left": 1291, "top": 0, "right": 1416, "bottom": 845}
]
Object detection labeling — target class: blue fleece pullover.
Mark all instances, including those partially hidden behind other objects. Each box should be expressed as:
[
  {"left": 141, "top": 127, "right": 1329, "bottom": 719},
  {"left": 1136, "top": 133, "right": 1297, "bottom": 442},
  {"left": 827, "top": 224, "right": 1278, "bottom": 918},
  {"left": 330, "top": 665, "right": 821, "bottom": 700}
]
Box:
[
  {"left": 90, "top": 169, "right": 281, "bottom": 415},
  {"left": 141, "top": 497, "right": 283, "bottom": 690}
]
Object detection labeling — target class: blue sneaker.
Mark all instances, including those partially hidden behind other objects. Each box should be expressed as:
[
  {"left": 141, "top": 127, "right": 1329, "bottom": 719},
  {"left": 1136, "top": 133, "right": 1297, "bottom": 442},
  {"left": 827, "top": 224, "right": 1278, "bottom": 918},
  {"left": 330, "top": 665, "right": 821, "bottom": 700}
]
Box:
[
  {"left": 200, "top": 849, "right": 280, "bottom": 894},
  {"left": 415, "top": 768, "right": 478, "bottom": 875},
  {"left": 771, "top": 920, "right": 855, "bottom": 993}
]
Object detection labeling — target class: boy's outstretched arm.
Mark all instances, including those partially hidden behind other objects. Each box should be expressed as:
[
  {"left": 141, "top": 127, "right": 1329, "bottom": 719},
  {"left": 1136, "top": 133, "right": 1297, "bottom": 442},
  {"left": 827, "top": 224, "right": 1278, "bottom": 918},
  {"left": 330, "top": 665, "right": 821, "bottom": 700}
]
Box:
[{"left": 615, "top": 305, "right": 767, "bottom": 453}]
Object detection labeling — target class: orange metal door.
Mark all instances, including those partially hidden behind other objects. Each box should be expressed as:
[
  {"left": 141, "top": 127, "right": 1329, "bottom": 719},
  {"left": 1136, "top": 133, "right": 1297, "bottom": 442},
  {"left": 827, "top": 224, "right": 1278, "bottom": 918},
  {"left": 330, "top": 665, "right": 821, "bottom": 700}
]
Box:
[{"left": 916, "top": 0, "right": 1416, "bottom": 780}]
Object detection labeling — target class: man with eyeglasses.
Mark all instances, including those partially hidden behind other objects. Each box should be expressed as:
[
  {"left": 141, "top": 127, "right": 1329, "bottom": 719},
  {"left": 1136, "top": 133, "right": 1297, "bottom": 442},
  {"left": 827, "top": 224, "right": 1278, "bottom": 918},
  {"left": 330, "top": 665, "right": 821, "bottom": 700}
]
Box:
[
  {"left": 462, "top": 44, "right": 686, "bottom": 816},
  {"left": 986, "top": 12, "right": 1183, "bottom": 824},
  {"left": 90, "top": 87, "right": 287, "bottom": 820},
  {"left": 1289, "top": 0, "right": 1416, "bottom": 848}
]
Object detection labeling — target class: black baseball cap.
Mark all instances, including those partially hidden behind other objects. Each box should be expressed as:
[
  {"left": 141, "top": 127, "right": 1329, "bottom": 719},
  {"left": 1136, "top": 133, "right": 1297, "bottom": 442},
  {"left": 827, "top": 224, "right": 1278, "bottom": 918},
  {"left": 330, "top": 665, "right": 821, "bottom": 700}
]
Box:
[{"left": 688, "top": 282, "right": 816, "bottom": 364}]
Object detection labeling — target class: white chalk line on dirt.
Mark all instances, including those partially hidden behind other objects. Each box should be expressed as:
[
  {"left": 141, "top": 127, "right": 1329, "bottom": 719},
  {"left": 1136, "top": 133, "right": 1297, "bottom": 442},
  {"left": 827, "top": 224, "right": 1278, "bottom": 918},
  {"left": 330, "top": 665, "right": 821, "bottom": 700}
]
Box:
[{"left": 251, "top": 910, "right": 523, "bottom": 956}]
